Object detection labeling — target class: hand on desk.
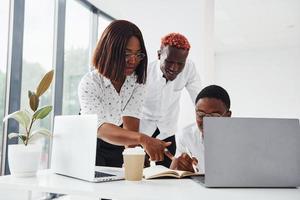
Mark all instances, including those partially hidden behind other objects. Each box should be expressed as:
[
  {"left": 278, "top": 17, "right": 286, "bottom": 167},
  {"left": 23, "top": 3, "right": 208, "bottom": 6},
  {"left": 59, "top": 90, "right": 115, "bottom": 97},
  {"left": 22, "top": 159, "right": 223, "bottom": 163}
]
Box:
[{"left": 170, "top": 153, "right": 198, "bottom": 173}]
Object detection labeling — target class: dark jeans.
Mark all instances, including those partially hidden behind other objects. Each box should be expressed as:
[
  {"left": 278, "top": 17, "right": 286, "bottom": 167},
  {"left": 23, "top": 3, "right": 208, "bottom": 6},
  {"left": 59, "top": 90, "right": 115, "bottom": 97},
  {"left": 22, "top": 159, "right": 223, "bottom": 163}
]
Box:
[
  {"left": 96, "top": 139, "right": 124, "bottom": 167},
  {"left": 152, "top": 128, "right": 176, "bottom": 168},
  {"left": 95, "top": 125, "right": 124, "bottom": 167}
]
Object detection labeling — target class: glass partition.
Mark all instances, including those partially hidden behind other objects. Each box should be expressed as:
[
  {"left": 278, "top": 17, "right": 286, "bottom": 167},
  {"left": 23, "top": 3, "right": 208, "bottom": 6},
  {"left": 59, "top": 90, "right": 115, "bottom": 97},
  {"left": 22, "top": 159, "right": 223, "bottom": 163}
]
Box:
[
  {"left": 21, "top": 0, "right": 54, "bottom": 169},
  {"left": 0, "top": 0, "right": 10, "bottom": 171},
  {"left": 98, "top": 15, "right": 111, "bottom": 39},
  {"left": 62, "top": 0, "right": 90, "bottom": 115}
]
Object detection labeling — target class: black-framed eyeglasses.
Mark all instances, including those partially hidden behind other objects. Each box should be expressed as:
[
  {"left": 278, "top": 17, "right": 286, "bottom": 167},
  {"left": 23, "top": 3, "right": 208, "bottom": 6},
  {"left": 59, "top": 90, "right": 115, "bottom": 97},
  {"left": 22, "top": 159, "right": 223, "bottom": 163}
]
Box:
[
  {"left": 196, "top": 110, "right": 228, "bottom": 119},
  {"left": 125, "top": 52, "right": 145, "bottom": 61}
]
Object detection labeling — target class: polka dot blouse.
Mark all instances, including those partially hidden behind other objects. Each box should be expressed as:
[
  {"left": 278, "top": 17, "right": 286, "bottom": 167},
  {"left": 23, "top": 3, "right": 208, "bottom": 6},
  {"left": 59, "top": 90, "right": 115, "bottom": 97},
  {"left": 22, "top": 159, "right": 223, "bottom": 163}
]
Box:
[{"left": 78, "top": 70, "right": 145, "bottom": 128}]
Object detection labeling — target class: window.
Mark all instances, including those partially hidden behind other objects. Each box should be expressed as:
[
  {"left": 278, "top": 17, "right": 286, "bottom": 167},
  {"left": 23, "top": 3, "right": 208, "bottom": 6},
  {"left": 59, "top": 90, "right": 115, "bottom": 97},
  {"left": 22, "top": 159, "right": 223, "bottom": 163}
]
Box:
[
  {"left": 63, "top": 0, "right": 90, "bottom": 115},
  {"left": 98, "top": 15, "right": 111, "bottom": 39},
  {"left": 0, "top": 0, "right": 9, "bottom": 169},
  {"left": 21, "top": 0, "right": 54, "bottom": 169}
]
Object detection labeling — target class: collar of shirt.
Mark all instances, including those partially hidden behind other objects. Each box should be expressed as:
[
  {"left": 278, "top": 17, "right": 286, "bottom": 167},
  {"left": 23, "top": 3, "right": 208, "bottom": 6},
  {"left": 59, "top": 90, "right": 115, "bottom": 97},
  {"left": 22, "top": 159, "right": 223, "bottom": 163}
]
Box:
[
  {"left": 103, "top": 75, "right": 111, "bottom": 88},
  {"left": 101, "top": 73, "right": 137, "bottom": 88},
  {"left": 155, "top": 61, "right": 170, "bottom": 85}
]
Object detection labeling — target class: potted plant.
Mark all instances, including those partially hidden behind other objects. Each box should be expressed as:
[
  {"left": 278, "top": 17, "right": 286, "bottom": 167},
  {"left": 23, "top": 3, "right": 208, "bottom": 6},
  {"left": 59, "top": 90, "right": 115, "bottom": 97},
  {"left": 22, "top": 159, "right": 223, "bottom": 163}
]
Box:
[{"left": 3, "top": 70, "right": 54, "bottom": 177}]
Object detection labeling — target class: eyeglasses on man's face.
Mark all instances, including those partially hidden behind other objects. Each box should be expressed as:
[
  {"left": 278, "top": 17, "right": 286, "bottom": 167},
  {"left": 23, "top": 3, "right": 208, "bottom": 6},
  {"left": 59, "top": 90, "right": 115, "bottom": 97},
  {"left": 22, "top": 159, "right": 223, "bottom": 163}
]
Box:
[
  {"left": 196, "top": 110, "right": 227, "bottom": 119},
  {"left": 125, "top": 52, "right": 145, "bottom": 62}
]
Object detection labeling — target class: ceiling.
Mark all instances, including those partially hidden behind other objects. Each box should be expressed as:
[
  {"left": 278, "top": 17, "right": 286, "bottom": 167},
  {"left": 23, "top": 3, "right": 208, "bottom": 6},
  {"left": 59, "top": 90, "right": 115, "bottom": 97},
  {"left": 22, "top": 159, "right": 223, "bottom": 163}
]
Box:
[
  {"left": 215, "top": 0, "right": 300, "bottom": 52},
  {"left": 89, "top": 0, "right": 300, "bottom": 53}
]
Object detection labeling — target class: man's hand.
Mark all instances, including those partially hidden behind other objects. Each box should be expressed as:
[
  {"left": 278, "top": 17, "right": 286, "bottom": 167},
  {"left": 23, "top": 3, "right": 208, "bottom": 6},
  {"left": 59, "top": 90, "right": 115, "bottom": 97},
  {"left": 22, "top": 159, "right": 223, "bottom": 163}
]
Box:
[
  {"left": 171, "top": 153, "right": 198, "bottom": 172},
  {"left": 139, "top": 134, "right": 171, "bottom": 161}
]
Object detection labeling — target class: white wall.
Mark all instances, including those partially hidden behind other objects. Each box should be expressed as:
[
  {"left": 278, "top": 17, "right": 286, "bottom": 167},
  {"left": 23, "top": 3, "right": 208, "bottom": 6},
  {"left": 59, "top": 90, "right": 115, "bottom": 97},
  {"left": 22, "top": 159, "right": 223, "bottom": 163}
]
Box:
[
  {"left": 90, "top": 0, "right": 300, "bottom": 125},
  {"left": 91, "top": 0, "right": 215, "bottom": 128},
  {"left": 215, "top": 47, "right": 300, "bottom": 119}
]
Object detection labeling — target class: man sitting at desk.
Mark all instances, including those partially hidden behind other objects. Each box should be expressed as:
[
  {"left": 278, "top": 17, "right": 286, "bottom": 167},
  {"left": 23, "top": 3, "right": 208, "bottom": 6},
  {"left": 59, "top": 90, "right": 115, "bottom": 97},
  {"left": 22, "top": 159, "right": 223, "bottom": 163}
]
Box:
[{"left": 168, "top": 85, "right": 232, "bottom": 172}]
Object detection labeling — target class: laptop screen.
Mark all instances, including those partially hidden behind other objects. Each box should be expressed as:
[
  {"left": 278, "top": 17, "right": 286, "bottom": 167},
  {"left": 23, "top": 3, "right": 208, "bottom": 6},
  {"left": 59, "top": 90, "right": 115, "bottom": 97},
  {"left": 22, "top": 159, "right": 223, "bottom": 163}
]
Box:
[{"left": 203, "top": 117, "right": 300, "bottom": 187}]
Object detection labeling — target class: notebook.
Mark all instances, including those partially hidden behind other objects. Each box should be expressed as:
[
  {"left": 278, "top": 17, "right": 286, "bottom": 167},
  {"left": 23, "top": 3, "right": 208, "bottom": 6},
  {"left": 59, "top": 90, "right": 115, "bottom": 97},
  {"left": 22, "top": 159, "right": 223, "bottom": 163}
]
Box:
[
  {"left": 143, "top": 165, "right": 202, "bottom": 179},
  {"left": 51, "top": 114, "right": 124, "bottom": 182},
  {"left": 193, "top": 117, "right": 300, "bottom": 187}
]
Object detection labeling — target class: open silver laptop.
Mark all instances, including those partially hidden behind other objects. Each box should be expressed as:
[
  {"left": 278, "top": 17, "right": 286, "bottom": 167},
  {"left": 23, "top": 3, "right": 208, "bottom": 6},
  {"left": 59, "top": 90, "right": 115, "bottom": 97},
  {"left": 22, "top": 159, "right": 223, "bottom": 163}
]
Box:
[
  {"left": 193, "top": 117, "right": 300, "bottom": 187},
  {"left": 51, "top": 114, "right": 124, "bottom": 182}
]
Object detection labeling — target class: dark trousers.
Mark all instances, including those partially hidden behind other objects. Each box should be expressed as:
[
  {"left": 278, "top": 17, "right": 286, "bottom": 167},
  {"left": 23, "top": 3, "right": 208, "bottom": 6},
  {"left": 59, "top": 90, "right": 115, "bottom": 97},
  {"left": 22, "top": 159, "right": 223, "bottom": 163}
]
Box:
[
  {"left": 96, "top": 139, "right": 124, "bottom": 167},
  {"left": 95, "top": 125, "right": 124, "bottom": 167},
  {"left": 152, "top": 128, "right": 176, "bottom": 168}
]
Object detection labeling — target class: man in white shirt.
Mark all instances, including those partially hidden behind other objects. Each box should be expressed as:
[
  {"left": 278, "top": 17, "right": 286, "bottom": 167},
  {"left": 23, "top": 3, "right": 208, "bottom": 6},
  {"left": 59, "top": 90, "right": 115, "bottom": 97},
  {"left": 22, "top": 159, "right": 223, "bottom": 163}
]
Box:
[
  {"left": 169, "top": 85, "right": 232, "bottom": 173},
  {"left": 140, "top": 33, "right": 201, "bottom": 167}
]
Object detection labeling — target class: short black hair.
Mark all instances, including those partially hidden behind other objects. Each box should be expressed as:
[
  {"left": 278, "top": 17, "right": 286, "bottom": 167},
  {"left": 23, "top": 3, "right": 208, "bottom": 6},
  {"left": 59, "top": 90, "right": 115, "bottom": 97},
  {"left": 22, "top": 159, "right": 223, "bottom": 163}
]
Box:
[
  {"left": 92, "top": 20, "right": 147, "bottom": 84},
  {"left": 195, "top": 85, "right": 231, "bottom": 110}
]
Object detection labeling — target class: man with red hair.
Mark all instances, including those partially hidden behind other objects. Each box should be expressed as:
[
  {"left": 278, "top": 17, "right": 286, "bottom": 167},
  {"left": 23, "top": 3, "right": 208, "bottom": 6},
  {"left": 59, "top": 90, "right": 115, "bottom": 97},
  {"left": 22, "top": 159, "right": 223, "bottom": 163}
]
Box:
[{"left": 140, "top": 33, "right": 201, "bottom": 167}]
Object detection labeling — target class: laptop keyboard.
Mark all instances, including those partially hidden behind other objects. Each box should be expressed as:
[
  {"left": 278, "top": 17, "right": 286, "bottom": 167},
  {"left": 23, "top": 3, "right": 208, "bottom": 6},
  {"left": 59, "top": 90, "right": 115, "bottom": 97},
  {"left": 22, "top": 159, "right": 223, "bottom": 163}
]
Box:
[{"left": 94, "top": 171, "right": 115, "bottom": 178}]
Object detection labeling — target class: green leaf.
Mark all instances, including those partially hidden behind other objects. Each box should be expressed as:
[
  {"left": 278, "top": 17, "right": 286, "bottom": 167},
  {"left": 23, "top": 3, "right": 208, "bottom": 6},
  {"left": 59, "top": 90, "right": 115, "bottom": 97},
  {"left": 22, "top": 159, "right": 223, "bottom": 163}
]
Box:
[
  {"left": 19, "top": 135, "right": 27, "bottom": 145},
  {"left": 29, "top": 128, "right": 51, "bottom": 142},
  {"left": 31, "top": 128, "right": 51, "bottom": 137},
  {"left": 36, "top": 70, "right": 54, "bottom": 97},
  {"left": 8, "top": 132, "right": 20, "bottom": 139},
  {"left": 28, "top": 90, "right": 34, "bottom": 98},
  {"left": 29, "top": 94, "right": 39, "bottom": 111},
  {"left": 33, "top": 105, "right": 52, "bottom": 120},
  {"left": 8, "top": 133, "right": 28, "bottom": 144},
  {"left": 3, "top": 110, "right": 31, "bottom": 129}
]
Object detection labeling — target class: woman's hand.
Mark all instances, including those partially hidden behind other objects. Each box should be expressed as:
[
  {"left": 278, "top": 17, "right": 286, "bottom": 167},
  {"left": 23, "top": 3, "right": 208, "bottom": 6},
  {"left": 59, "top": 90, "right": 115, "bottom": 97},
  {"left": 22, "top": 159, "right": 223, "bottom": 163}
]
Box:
[
  {"left": 171, "top": 153, "right": 198, "bottom": 172},
  {"left": 139, "top": 134, "right": 171, "bottom": 161}
]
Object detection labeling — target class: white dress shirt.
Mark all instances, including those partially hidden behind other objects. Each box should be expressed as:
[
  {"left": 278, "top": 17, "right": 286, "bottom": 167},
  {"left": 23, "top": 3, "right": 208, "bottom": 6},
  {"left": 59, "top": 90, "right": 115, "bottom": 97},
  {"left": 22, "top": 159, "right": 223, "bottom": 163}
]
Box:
[
  {"left": 140, "top": 59, "right": 201, "bottom": 140},
  {"left": 175, "top": 123, "right": 205, "bottom": 173},
  {"left": 78, "top": 70, "right": 145, "bottom": 128}
]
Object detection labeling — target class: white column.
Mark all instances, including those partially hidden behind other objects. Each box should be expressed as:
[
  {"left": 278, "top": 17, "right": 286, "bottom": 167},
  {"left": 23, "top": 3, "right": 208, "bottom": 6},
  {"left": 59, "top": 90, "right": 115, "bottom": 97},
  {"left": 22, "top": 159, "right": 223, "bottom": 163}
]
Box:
[
  {"left": 178, "top": 0, "right": 215, "bottom": 128},
  {"left": 200, "top": 0, "right": 215, "bottom": 86}
]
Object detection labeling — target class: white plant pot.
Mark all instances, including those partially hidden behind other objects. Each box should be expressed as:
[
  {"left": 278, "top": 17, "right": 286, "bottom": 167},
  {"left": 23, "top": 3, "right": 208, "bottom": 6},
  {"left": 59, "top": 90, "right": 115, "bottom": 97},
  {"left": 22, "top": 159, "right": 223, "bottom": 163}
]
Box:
[{"left": 8, "top": 144, "right": 42, "bottom": 177}]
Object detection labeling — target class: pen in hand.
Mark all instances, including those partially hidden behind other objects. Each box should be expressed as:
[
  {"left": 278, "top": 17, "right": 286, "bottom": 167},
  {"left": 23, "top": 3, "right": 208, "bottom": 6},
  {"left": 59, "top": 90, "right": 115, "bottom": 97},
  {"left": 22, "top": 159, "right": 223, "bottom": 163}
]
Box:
[{"left": 185, "top": 147, "right": 199, "bottom": 173}]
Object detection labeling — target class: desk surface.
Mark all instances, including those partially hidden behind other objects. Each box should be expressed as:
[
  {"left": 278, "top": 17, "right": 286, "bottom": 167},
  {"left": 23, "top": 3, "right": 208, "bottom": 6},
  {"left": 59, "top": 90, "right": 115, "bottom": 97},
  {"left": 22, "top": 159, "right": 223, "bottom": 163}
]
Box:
[{"left": 0, "top": 169, "right": 299, "bottom": 200}]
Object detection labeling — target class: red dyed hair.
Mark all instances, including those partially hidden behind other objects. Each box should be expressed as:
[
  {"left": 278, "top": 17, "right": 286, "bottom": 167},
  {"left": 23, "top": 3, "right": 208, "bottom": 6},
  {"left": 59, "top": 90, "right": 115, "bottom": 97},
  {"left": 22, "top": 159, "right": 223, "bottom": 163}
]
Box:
[{"left": 161, "top": 33, "right": 191, "bottom": 50}]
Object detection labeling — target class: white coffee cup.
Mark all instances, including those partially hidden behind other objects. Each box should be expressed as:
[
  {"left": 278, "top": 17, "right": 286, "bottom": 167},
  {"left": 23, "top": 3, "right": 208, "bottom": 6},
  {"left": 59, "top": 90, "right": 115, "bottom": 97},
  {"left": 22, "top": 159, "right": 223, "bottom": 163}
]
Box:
[{"left": 122, "top": 147, "right": 145, "bottom": 181}]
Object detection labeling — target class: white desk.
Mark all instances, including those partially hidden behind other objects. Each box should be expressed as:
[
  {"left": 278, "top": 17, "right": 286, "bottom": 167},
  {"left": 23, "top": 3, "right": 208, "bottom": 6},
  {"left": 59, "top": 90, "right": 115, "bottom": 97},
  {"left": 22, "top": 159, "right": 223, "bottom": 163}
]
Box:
[{"left": 0, "top": 169, "right": 299, "bottom": 200}]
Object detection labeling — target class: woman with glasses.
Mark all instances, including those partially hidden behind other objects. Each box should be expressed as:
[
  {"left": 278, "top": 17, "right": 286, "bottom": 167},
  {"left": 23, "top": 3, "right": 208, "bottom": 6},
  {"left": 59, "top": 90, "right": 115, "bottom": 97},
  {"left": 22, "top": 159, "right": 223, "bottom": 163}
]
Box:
[
  {"left": 78, "top": 20, "right": 170, "bottom": 167},
  {"left": 169, "top": 85, "right": 232, "bottom": 173}
]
